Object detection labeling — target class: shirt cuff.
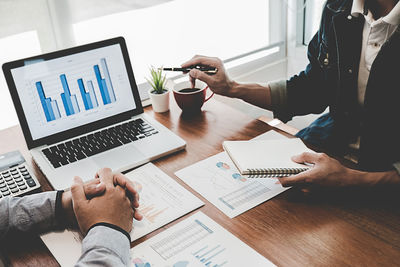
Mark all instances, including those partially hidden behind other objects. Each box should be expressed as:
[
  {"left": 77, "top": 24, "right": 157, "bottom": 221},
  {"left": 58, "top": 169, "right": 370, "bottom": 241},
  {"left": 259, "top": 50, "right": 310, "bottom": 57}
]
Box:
[
  {"left": 82, "top": 225, "right": 131, "bottom": 266},
  {"left": 88, "top": 222, "right": 131, "bottom": 243},
  {"left": 393, "top": 162, "right": 400, "bottom": 175},
  {"left": 54, "top": 190, "right": 67, "bottom": 229},
  {"left": 269, "top": 80, "right": 292, "bottom": 122}
]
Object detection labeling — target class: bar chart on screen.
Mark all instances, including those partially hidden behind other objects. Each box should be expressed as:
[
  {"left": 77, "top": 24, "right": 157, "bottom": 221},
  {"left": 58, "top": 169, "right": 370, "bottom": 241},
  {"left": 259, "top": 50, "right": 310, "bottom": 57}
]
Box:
[
  {"left": 11, "top": 43, "right": 136, "bottom": 140},
  {"left": 34, "top": 57, "right": 117, "bottom": 122}
]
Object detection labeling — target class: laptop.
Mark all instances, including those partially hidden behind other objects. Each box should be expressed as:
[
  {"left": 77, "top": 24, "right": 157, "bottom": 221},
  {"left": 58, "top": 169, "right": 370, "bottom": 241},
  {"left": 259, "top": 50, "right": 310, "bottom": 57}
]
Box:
[{"left": 2, "top": 37, "right": 186, "bottom": 190}]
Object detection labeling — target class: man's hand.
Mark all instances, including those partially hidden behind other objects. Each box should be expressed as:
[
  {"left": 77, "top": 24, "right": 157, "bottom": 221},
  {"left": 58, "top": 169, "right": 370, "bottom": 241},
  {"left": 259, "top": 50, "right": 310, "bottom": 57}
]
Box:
[
  {"left": 279, "top": 152, "right": 356, "bottom": 188},
  {"left": 61, "top": 179, "right": 106, "bottom": 228},
  {"left": 71, "top": 169, "right": 134, "bottom": 234},
  {"left": 278, "top": 152, "right": 400, "bottom": 191},
  {"left": 181, "top": 55, "right": 236, "bottom": 97},
  {"left": 97, "top": 171, "right": 143, "bottom": 221},
  {"left": 62, "top": 171, "right": 143, "bottom": 228}
]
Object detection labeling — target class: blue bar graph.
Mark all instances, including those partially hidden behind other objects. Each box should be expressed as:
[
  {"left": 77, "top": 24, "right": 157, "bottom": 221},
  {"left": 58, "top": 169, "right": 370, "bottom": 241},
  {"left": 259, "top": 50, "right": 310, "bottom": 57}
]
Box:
[
  {"left": 35, "top": 57, "right": 116, "bottom": 122},
  {"left": 94, "top": 58, "right": 116, "bottom": 105},
  {"left": 100, "top": 58, "right": 116, "bottom": 102},
  {"left": 36, "top": 81, "right": 61, "bottom": 122},
  {"left": 78, "top": 78, "right": 96, "bottom": 110},
  {"left": 60, "top": 74, "right": 80, "bottom": 116},
  {"left": 50, "top": 100, "right": 61, "bottom": 119},
  {"left": 87, "top": 81, "right": 99, "bottom": 108}
]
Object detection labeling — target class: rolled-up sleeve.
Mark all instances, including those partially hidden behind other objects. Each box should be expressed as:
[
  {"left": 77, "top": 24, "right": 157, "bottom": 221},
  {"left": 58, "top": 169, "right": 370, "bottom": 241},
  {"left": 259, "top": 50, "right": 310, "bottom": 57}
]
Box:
[
  {"left": 0, "top": 191, "right": 59, "bottom": 240},
  {"left": 393, "top": 162, "right": 400, "bottom": 175},
  {"left": 269, "top": 79, "right": 289, "bottom": 120}
]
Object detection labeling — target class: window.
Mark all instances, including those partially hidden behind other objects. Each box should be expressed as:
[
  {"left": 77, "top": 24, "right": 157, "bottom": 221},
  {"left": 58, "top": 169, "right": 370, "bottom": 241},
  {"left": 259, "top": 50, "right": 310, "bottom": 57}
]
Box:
[
  {"left": 0, "top": 0, "right": 286, "bottom": 129},
  {"left": 72, "top": 0, "right": 286, "bottom": 98},
  {"left": 0, "top": 32, "right": 42, "bottom": 130}
]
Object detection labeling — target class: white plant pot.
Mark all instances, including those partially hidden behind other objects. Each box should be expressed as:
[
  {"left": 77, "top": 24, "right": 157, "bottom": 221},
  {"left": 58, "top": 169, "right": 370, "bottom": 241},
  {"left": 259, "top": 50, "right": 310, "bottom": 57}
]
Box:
[{"left": 149, "top": 89, "right": 170, "bottom": 113}]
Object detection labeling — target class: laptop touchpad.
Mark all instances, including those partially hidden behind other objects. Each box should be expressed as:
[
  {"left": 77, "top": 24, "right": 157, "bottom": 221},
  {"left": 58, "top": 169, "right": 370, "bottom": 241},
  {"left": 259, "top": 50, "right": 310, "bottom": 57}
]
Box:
[{"left": 92, "top": 145, "right": 146, "bottom": 170}]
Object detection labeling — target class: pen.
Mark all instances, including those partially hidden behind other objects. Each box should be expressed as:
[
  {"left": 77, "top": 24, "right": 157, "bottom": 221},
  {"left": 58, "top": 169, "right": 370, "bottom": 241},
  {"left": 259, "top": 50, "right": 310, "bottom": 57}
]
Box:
[{"left": 159, "top": 65, "right": 218, "bottom": 75}]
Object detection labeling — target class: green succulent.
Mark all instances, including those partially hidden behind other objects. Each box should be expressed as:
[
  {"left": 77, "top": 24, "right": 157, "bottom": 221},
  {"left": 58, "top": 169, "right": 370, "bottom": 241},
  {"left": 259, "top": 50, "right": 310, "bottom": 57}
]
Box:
[{"left": 146, "top": 66, "right": 167, "bottom": 94}]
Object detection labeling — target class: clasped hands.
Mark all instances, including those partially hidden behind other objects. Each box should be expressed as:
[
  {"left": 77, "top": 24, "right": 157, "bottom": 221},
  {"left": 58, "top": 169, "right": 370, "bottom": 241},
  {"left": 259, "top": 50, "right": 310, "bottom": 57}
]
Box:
[{"left": 61, "top": 168, "right": 143, "bottom": 234}]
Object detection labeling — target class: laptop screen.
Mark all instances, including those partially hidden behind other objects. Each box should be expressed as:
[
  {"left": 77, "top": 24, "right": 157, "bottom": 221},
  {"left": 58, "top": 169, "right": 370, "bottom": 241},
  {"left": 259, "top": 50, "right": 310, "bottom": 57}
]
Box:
[{"left": 10, "top": 43, "right": 136, "bottom": 141}]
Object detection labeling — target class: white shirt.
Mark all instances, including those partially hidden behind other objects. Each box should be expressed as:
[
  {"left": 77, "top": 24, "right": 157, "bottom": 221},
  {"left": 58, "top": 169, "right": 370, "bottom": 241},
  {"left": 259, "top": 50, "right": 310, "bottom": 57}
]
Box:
[{"left": 351, "top": 0, "right": 400, "bottom": 106}]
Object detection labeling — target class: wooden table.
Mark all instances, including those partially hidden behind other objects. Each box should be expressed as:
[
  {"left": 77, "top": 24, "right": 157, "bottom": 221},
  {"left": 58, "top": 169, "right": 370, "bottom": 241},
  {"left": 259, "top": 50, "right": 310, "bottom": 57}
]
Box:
[{"left": 2, "top": 99, "right": 400, "bottom": 266}]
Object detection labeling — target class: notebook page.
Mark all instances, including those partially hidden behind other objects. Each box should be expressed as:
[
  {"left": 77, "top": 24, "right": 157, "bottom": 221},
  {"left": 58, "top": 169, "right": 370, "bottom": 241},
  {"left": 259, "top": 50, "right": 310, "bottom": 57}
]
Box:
[{"left": 223, "top": 138, "right": 312, "bottom": 173}]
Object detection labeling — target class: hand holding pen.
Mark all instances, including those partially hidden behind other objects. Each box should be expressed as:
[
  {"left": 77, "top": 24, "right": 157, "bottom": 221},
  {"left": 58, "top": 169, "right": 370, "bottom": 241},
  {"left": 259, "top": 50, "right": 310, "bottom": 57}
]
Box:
[
  {"left": 179, "top": 55, "right": 235, "bottom": 96},
  {"left": 159, "top": 65, "right": 218, "bottom": 75}
]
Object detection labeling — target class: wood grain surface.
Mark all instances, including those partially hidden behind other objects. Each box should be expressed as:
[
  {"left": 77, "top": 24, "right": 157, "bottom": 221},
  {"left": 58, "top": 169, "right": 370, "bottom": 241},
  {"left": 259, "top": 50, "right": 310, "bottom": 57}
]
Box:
[{"left": 1, "top": 98, "right": 400, "bottom": 266}]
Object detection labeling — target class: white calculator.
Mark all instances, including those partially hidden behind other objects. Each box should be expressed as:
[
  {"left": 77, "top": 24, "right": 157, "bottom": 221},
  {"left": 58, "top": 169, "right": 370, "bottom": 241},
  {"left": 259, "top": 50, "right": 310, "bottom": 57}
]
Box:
[{"left": 0, "top": 151, "right": 41, "bottom": 198}]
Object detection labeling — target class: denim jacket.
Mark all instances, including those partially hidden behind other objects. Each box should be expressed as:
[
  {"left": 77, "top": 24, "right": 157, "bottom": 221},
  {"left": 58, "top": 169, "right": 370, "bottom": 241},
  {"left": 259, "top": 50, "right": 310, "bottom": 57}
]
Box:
[{"left": 270, "top": 0, "right": 400, "bottom": 172}]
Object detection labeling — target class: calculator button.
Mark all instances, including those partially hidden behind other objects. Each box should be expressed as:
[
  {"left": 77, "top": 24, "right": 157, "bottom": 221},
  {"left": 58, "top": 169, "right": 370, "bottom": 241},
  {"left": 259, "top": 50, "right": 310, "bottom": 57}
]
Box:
[
  {"left": 26, "top": 179, "right": 36, "bottom": 187},
  {"left": 23, "top": 174, "right": 32, "bottom": 180},
  {"left": 10, "top": 168, "right": 16, "bottom": 172},
  {"left": 21, "top": 171, "right": 29, "bottom": 176},
  {"left": 0, "top": 183, "right": 6, "bottom": 188},
  {"left": 2, "top": 191, "right": 10, "bottom": 196},
  {"left": 12, "top": 173, "right": 21, "bottom": 178},
  {"left": 5, "top": 176, "right": 12, "bottom": 181},
  {"left": 11, "top": 187, "right": 19, "bottom": 193},
  {"left": 17, "top": 181, "right": 25, "bottom": 186},
  {"left": 19, "top": 184, "right": 27, "bottom": 190},
  {"left": 15, "top": 178, "right": 23, "bottom": 183},
  {"left": 8, "top": 183, "right": 17, "bottom": 189},
  {"left": 3, "top": 173, "right": 10, "bottom": 178},
  {"left": 1, "top": 187, "right": 9, "bottom": 192},
  {"left": 7, "top": 180, "right": 15, "bottom": 185},
  {"left": 18, "top": 166, "right": 26, "bottom": 170},
  {"left": 2, "top": 171, "right": 9, "bottom": 175}
]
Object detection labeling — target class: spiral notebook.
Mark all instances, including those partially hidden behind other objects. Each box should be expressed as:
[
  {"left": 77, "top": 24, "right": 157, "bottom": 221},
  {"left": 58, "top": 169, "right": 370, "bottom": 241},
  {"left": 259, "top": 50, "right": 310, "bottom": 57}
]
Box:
[{"left": 223, "top": 138, "right": 313, "bottom": 177}]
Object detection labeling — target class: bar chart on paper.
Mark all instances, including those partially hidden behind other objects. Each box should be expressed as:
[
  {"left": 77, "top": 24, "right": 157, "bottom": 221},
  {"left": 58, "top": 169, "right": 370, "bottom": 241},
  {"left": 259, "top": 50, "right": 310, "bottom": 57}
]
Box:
[
  {"left": 130, "top": 212, "right": 275, "bottom": 267},
  {"left": 175, "top": 151, "right": 289, "bottom": 218},
  {"left": 34, "top": 57, "right": 117, "bottom": 122}
]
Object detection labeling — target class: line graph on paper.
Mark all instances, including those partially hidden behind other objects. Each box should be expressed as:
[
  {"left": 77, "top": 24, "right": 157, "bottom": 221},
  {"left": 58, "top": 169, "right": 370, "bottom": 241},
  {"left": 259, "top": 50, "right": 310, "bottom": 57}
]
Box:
[
  {"left": 139, "top": 205, "right": 169, "bottom": 223},
  {"left": 125, "top": 163, "right": 204, "bottom": 241}
]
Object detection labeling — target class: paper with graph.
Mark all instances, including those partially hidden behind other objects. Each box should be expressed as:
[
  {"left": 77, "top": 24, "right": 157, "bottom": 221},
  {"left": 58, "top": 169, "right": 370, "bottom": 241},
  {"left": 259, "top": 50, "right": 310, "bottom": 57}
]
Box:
[
  {"left": 131, "top": 212, "right": 275, "bottom": 267},
  {"left": 175, "top": 131, "right": 289, "bottom": 218},
  {"left": 126, "top": 163, "right": 204, "bottom": 240},
  {"left": 41, "top": 163, "right": 203, "bottom": 266}
]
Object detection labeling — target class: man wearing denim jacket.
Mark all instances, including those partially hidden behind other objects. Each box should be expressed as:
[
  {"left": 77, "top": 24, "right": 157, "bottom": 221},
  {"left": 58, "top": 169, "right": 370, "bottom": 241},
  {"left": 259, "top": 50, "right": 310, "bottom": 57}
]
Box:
[{"left": 182, "top": 0, "right": 400, "bottom": 188}]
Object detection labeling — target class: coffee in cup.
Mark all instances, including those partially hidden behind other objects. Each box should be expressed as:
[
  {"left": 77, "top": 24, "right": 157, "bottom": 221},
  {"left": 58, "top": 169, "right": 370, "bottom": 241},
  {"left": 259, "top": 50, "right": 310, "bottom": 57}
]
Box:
[{"left": 173, "top": 80, "right": 214, "bottom": 112}]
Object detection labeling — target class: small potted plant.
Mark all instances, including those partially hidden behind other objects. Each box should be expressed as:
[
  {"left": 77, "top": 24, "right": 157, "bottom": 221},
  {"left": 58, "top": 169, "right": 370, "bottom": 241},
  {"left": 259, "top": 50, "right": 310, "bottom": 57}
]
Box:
[{"left": 146, "top": 66, "right": 169, "bottom": 113}]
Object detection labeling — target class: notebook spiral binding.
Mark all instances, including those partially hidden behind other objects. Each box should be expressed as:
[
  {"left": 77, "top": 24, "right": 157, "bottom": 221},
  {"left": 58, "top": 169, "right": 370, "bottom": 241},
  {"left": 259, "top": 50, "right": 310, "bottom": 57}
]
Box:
[{"left": 246, "top": 168, "right": 309, "bottom": 178}]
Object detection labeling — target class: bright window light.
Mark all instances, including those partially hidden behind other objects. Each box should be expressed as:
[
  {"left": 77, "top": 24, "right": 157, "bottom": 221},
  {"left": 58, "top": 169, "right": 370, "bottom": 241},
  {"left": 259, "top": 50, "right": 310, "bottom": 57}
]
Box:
[
  {"left": 73, "top": 0, "right": 271, "bottom": 85},
  {"left": 0, "top": 31, "right": 42, "bottom": 130}
]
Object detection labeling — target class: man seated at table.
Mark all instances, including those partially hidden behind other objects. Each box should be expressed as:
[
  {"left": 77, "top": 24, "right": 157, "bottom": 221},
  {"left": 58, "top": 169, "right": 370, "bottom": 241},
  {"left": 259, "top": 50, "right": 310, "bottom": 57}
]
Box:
[
  {"left": 0, "top": 168, "right": 142, "bottom": 266},
  {"left": 182, "top": 0, "right": 400, "bottom": 188}
]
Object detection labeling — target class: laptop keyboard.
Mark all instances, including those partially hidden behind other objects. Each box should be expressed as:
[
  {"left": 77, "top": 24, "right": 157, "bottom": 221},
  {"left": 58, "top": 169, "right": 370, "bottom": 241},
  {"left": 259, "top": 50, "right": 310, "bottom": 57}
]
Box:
[{"left": 42, "top": 118, "right": 158, "bottom": 168}]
